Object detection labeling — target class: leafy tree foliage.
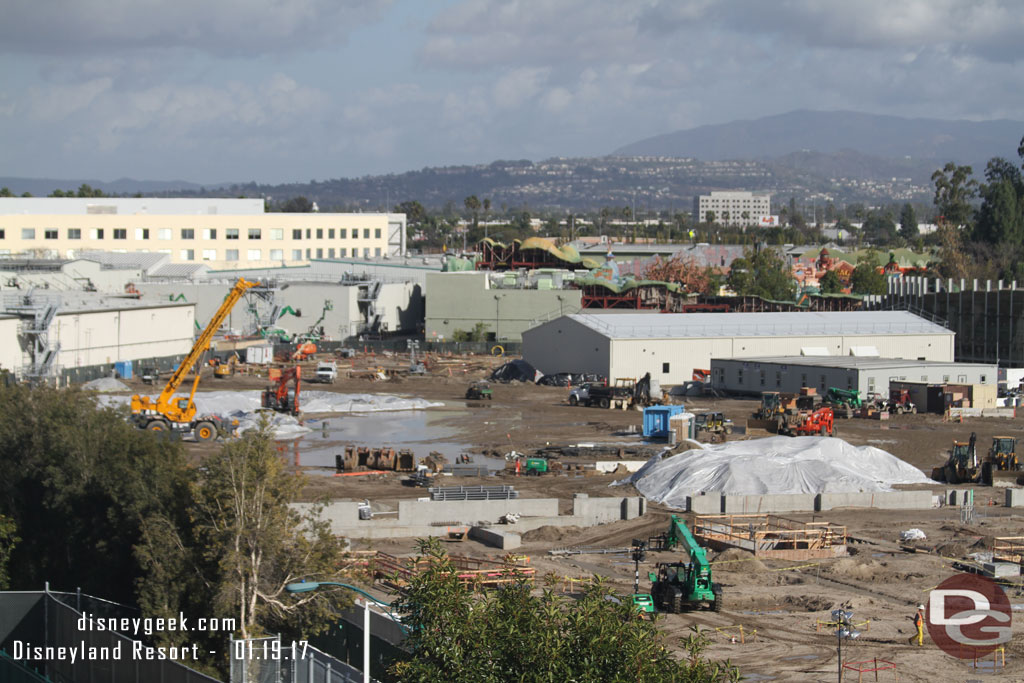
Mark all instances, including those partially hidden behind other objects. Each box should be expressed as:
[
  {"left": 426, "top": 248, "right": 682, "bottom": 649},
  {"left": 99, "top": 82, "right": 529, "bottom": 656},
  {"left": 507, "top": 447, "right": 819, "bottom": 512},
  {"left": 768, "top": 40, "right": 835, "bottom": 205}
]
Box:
[
  {"left": 181, "top": 421, "right": 350, "bottom": 640},
  {"left": 451, "top": 322, "right": 490, "bottom": 342},
  {"left": 818, "top": 270, "right": 843, "bottom": 294},
  {"left": 0, "top": 384, "right": 189, "bottom": 602},
  {"left": 850, "top": 260, "right": 887, "bottom": 295},
  {"left": 0, "top": 514, "right": 18, "bottom": 590},
  {"left": 862, "top": 211, "right": 897, "bottom": 244},
  {"left": 726, "top": 247, "right": 796, "bottom": 301},
  {"left": 931, "top": 162, "right": 978, "bottom": 228},
  {"left": 898, "top": 203, "right": 919, "bottom": 238},
  {"left": 395, "top": 200, "right": 427, "bottom": 226},
  {"left": 281, "top": 196, "right": 314, "bottom": 213},
  {"left": 0, "top": 385, "right": 350, "bottom": 674},
  {"left": 390, "top": 539, "right": 740, "bottom": 682}
]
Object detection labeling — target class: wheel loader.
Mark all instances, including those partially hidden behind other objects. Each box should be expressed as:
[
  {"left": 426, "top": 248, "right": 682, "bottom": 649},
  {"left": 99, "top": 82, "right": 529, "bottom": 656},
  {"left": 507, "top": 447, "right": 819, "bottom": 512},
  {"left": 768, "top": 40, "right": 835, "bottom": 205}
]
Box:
[{"left": 932, "top": 433, "right": 1023, "bottom": 485}]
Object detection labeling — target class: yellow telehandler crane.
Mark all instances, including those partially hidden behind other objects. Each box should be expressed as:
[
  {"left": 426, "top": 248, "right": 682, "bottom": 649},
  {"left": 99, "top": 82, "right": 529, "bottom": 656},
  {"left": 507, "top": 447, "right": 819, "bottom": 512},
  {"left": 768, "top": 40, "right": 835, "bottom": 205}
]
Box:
[{"left": 130, "top": 277, "right": 259, "bottom": 441}]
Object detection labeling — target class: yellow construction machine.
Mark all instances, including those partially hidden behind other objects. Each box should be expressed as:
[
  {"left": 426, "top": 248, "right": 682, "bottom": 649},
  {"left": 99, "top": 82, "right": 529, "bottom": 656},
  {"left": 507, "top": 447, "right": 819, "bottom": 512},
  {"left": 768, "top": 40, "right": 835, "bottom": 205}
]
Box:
[{"left": 130, "top": 278, "right": 258, "bottom": 441}]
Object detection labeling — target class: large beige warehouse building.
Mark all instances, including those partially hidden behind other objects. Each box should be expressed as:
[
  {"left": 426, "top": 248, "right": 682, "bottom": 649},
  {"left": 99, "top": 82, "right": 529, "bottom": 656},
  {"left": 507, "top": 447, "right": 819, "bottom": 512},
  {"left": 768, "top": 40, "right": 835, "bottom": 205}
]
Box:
[
  {"left": 0, "top": 198, "right": 405, "bottom": 269},
  {"left": 521, "top": 311, "right": 954, "bottom": 386}
]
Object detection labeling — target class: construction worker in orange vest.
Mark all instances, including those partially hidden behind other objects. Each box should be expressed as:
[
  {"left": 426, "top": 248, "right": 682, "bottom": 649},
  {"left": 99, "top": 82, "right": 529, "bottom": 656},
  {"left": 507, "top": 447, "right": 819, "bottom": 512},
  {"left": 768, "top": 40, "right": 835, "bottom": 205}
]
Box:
[{"left": 908, "top": 605, "right": 925, "bottom": 646}]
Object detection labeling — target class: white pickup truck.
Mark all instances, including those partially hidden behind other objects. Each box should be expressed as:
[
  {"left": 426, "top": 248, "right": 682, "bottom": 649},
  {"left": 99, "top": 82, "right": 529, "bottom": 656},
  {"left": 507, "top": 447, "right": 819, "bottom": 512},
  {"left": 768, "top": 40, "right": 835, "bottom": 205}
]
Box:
[{"left": 313, "top": 361, "right": 338, "bottom": 384}]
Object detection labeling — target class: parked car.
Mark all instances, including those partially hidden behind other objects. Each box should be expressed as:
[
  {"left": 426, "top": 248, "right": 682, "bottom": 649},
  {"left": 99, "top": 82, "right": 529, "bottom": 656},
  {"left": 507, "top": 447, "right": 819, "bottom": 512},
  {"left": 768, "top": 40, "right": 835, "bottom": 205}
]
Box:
[{"left": 538, "top": 372, "right": 606, "bottom": 387}]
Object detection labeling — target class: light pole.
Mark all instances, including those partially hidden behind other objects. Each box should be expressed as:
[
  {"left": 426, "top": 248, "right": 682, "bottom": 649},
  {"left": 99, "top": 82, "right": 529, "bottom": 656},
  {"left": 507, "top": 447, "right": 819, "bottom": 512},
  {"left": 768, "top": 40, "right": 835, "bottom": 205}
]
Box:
[
  {"left": 493, "top": 294, "right": 502, "bottom": 341},
  {"left": 830, "top": 608, "right": 860, "bottom": 682},
  {"left": 286, "top": 581, "right": 396, "bottom": 683}
]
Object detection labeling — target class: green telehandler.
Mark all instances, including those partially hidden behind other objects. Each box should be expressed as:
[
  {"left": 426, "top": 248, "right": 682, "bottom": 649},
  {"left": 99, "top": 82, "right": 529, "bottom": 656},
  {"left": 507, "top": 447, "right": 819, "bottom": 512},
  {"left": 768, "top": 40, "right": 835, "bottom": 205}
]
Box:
[{"left": 647, "top": 515, "right": 722, "bottom": 613}]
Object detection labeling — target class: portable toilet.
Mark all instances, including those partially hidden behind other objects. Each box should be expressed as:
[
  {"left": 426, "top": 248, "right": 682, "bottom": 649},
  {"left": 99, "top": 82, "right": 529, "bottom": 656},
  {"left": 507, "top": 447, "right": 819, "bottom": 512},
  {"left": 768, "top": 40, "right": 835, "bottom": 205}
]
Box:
[
  {"left": 114, "top": 360, "right": 133, "bottom": 379},
  {"left": 642, "top": 405, "right": 686, "bottom": 439}
]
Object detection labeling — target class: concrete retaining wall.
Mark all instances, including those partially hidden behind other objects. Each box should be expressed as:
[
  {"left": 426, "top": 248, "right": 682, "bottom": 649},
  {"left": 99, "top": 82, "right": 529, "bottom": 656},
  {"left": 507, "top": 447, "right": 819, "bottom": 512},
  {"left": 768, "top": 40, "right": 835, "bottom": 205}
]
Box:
[
  {"left": 681, "top": 490, "right": 937, "bottom": 514},
  {"left": 817, "top": 491, "right": 935, "bottom": 511},
  {"left": 722, "top": 494, "right": 817, "bottom": 514},
  {"left": 469, "top": 527, "right": 522, "bottom": 550},
  {"left": 1006, "top": 488, "right": 1024, "bottom": 508},
  {"left": 687, "top": 494, "right": 723, "bottom": 514},
  {"left": 397, "top": 498, "right": 558, "bottom": 525},
  {"left": 304, "top": 495, "right": 645, "bottom": 538},
  {"left": 571, "top": 494, "right": 645, "bottom": 524}
]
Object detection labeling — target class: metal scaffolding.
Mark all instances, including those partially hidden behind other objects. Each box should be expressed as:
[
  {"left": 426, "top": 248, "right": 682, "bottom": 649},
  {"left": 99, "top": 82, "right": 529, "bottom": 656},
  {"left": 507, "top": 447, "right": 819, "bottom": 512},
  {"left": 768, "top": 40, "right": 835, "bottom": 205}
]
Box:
[{"left": 3, "top": 290, "right": 62, "bottom": 384}]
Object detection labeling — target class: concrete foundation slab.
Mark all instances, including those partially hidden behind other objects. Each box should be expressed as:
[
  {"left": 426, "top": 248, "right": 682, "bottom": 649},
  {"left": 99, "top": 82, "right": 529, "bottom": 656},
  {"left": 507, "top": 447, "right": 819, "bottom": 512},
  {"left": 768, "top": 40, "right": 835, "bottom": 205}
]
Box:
[{"left": 469, "top": 527, "right": 522, "bottom": 550}]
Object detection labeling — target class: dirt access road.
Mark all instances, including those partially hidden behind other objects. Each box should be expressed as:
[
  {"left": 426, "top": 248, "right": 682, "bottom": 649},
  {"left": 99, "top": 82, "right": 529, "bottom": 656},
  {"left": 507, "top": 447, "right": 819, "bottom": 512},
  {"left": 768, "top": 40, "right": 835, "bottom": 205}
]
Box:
[{"left": 121, "top": 355, "right": 1024, "bottom": 681}]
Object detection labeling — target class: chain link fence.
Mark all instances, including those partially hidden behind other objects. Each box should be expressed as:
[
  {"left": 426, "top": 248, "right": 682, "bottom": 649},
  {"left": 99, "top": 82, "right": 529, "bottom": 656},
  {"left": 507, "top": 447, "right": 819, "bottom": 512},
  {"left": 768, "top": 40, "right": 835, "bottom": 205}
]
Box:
[{"left": 230, "top": 636, "right": 374, "bottom": 683}]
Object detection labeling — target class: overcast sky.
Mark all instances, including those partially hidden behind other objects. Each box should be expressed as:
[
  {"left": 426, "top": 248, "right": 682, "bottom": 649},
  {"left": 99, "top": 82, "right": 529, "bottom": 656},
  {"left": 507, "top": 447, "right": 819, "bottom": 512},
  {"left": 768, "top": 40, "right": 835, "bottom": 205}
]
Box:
[{"left": 2, "top": 0, "right": 1023, "bottom": 184}]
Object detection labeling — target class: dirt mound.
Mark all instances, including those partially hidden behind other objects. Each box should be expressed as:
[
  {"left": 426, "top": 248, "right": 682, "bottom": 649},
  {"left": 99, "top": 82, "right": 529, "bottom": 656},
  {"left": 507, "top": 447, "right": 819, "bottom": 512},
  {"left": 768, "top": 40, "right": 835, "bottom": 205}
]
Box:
[
  {"left": 827, "top": 558, "right": 885, "bottom": 582},
  {"left": 712, "top": 548, "right": 766, "bottom": 573},
  {"left": 783, "top": 595, "right": 834, "bottom": 612},
  {"left": 521, "top": 525, "right": 586, "bottom": 542}
]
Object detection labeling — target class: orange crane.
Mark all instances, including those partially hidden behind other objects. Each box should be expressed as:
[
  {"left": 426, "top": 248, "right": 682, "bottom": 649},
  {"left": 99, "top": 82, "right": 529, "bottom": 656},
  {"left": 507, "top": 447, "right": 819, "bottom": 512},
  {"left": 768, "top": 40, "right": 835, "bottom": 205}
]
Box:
[{"left": 130, "top": 277, "right": 259, "bottom": 441}]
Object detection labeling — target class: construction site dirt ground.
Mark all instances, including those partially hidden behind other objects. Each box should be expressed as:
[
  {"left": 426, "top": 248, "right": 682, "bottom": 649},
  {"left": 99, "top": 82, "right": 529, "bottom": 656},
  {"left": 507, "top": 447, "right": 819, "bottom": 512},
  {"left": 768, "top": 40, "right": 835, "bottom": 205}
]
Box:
[{"left": 122, "top": 356, "right": 1024, "bottom": 681}]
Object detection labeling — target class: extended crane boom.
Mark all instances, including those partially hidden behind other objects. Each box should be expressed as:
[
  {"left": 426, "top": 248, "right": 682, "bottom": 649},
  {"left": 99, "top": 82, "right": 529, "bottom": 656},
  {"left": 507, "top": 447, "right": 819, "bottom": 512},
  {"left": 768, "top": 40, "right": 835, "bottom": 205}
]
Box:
[
  {"left": 649, "top": 514, "right": 721, "bottom": 612},
  {"left": 131, "top": 277, "right": 259, "bottom": 440}
]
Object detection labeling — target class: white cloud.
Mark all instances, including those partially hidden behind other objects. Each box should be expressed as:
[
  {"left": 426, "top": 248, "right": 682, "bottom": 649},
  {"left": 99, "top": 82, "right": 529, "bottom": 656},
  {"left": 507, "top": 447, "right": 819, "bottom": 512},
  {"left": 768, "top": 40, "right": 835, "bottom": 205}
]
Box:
[{"left": 0, "top": 0, "right": 393, "bottom": 57}]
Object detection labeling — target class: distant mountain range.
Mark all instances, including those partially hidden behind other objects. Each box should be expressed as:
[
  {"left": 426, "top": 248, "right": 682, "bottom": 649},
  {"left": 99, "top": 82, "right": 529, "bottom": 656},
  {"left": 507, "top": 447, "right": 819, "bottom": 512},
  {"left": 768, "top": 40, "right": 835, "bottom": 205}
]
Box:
[
  {"left": 3, "top": 111, "right": 1020, "bottom": 211},
  {"left": 614, "top": 109, "right": 1022, "bottom": 167},
  {"left": 0, "top": 177, "right": 208, "bottom": 196}
]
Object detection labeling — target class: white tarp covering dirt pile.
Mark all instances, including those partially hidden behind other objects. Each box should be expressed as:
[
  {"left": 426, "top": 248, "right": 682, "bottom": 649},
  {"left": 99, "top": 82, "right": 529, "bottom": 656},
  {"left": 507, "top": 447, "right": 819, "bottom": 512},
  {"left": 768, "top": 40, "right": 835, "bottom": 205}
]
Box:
[{"left": 616, "top": 436, "right": 930, "bottom": 507}]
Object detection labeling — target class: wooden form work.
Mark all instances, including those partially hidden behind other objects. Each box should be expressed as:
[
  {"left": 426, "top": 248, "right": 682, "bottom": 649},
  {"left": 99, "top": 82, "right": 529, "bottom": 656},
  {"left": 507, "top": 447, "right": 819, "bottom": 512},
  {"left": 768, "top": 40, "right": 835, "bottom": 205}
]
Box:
[
  {"left": 372, "top": 552, "right": 535, "bottom": 591},
  {"left": 693, "top": 514, "right": 848, "bottom": 560}
]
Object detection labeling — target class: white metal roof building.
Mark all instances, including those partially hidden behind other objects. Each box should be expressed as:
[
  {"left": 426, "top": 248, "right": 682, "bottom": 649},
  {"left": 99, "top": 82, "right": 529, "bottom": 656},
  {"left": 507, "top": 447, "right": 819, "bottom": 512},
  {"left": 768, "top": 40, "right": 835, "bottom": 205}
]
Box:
[{"left": 521, "top": 311, "right": 955, "bottom": 386}]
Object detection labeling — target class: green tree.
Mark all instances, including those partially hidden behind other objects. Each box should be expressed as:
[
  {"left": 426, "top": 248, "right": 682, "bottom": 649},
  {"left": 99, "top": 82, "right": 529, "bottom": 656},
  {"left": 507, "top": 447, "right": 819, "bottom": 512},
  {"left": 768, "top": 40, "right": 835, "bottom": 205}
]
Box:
[
  {"left": 188, "top": 421, "right": 351, "bottom": 640},
  {"left": 390, "top": 539, "right": 740, "bottom": 682},
  {"left": 705, "top": 210, "right": 716, "bottom": 224},
  {"left": 463, "top": 195, "right": 481, "bottom": 231},
  {"left": 818, "top": 269, "right": 843, "bottom": 294},
  {"left": 0, "top": 187, "right": 13, "bottom": 197},
  {"left": 726, "top": 247, "right": 796, "bottom": 301},
  {"left": 281, "top": 196, "right": 314, "bottom": 213},
  {"left": 931, "top": 162, "right": 978, "bottom": 228},
  {"left": 0, "top": 514, "right": 18, "bottom": 590},
  {"left": 850, "top": 260, "right": 887, "bottom": 295},
  {"left": 975, "top": 157, "right": 1024, "bottom": 245},
  {"left": 0, "top": 384, "right": 189, "bottom": 602},
  {"left": 862, "top": 211, "right": 897, "bottom": 244},
  {"left": 395, "top": 200, "right": 427, "bottom": 226},
  {"left": 899, "top": 203, "right": 919, "bottom": 238}
]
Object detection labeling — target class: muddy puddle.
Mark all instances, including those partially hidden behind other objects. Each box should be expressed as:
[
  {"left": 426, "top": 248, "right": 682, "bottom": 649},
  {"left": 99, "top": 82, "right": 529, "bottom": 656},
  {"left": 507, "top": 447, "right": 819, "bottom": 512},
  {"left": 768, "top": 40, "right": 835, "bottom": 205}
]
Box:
[{"left": 283, "top": 407, "right": 472, "bottom": 473}]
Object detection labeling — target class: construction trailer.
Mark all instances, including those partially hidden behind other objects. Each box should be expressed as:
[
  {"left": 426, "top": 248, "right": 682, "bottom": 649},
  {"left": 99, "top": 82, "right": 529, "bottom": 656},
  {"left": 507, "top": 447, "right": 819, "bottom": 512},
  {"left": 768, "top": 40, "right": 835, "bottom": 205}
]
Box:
[
  {"left": 710, "top": 355, "right": 996, "bottom": 400},
  {"left": 692, "top": 514, "right": 848, "bottom": 560}
]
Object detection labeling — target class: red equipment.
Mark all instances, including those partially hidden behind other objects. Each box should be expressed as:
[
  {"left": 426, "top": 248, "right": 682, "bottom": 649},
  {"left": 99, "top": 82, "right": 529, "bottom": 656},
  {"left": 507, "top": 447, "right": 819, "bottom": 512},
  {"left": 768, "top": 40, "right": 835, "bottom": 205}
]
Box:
[
  {"left": 262, "top": 366, "right": 301, "bottom": 416},
  {"left": 778, "top": 406, "right": 835, "bottom": 437},
  {"left": 292, "top": 342, "right": 317, "bottom": 361}
]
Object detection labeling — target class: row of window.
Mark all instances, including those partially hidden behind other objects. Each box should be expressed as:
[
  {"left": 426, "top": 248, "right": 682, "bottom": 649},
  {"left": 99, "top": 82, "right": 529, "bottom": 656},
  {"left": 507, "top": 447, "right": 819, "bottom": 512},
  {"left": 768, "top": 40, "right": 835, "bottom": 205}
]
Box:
[
  {"left": 729, "top": 369, "right": 980, "bottom": 390},
  {"left": 4, "top": 227, "right": 383, "bottom": 241},
  {"left": 178, "top": 247, "right": 383, "bottom": 262}
]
